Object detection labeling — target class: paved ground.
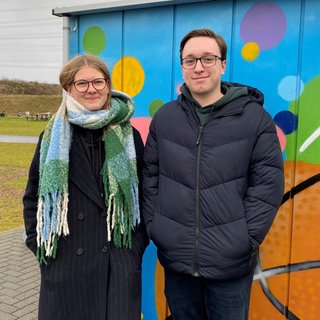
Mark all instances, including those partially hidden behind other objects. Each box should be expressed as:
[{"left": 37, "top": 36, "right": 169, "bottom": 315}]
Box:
[
  {"left": 0, "top": 135, "right": 38, "bottom": 143},
  {"left": 0, "top": 227, "right": 39, "bottom": 320},
  {"left": 0, "top": 136, "right": 39, "bottom": 319}
]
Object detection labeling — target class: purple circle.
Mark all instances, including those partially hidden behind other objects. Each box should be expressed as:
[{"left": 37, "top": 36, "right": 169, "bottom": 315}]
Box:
[{"left": 240, "top": 2, "right": 286, "bottom": 50}]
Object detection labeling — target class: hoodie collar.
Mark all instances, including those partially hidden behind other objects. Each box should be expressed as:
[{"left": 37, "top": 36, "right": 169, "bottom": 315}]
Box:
[
  {"left": 180, "top": 81, "right": 264, "bottom": 109},
  {"left": 180, "top": 81, "right": 264, "bottom": 126}
]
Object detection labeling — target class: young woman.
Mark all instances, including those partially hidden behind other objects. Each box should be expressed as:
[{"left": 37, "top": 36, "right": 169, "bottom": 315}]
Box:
[{"left": 23, "top": 54, "right": 148, "bottom": 320}]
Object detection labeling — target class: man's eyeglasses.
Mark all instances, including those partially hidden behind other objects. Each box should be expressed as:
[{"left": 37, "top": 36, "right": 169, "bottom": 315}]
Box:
[
  {"left": 181, "top": 55, "right": 223, "bottom": 69},
  {"left": 73, "top": 78, "right": 108, "bottom": 93}
]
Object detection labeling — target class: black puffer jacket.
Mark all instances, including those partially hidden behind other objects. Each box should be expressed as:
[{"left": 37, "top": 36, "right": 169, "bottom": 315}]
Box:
[{"left": 142, "top": 82, "right": 284, "bottom": 280}]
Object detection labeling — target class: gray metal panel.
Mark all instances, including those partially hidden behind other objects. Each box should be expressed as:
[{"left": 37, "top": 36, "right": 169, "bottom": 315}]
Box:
[{"left": 52, "top": 0, "right": 211, "bottom": 17}]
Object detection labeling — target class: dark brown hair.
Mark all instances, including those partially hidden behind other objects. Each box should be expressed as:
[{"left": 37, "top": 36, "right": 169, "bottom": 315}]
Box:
[{"left": 180, "top": 28, "right": 227, "bottom": 62}]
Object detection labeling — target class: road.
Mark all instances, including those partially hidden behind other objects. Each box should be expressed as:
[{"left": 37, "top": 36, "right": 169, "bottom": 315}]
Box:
[{"left": 0, "top": 135, "right": 38, "bottom": 143}]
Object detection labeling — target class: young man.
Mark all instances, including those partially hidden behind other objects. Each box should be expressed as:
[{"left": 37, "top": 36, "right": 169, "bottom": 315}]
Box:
[{"left": 142, "top": 28, "right": 284, "bottom": 319}]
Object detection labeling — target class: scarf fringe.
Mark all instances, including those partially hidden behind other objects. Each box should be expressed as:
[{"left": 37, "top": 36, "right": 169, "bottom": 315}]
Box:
[
  {"left": 106, "top": 184, "right": 140, "bottom": 249},
  {"left": 36, "top": 192, "right": 69, "bottom": 264}
]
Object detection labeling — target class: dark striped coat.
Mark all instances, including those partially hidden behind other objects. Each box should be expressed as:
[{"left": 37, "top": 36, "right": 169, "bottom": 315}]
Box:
[{"left": 23, "top": 126, "right": 148, "bottom": 320}]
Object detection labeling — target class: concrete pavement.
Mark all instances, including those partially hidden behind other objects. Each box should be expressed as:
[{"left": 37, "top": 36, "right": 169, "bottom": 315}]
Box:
[
  {"left": 0, "top": 135, "right": 38, "bottom": 143},
  {"left": 0, "top": 136, "right": 39, "bottom": 319},
  {"left": 0, "top": 227, "right": 39, "bottom": 320}
]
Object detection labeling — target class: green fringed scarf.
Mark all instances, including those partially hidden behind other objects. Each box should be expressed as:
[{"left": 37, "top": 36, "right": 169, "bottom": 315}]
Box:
[{"left": 36, "top": 90, "right": 140, "bottom": 264}]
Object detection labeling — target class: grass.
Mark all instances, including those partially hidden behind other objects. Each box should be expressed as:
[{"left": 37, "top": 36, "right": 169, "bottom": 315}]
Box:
[
  {"left": 0, "top": 143, "right": 37, "bottom": 232},
  {"left": 0, "top": 120, "right": 45, "bottom": 232},
  {"left": 0, "top": 94, "right": 60, "bottom": 117},
  {"left": 0, "top": 80, "right": 60, "bottom": 232},
  {"left": 0, "top": 117, "right": 48, "bottom": 136}
]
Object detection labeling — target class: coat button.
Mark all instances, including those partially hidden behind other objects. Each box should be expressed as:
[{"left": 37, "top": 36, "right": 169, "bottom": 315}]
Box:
[
  {"left": 78, "top": 212, "right": 85, "bottom": 220},
  {"left": 76, "top": 248, "right": 84, "bottom": 256},
  {"left": 102, "top": 245, "right": 109, "bottom": 253},
  {"left": 101, "top": 210, "right": 107, "bottom": 217}
]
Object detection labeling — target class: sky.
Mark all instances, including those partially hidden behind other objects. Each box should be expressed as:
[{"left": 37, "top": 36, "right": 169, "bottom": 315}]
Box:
[{"left": 0, "top": 0, "right": 119, "bottom": 84}]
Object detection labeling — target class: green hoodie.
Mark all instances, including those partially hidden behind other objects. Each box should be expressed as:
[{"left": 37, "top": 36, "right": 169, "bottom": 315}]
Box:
[{"left": 181, "top": 81, "right": 248, "bottom": 126}]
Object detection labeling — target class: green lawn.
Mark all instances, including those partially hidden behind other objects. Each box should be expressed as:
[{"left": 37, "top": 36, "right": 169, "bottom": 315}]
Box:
[
  {"left": 0, "top": 118, "right": 46, "bottom": 231},
  {"left": 0, "top": 117, "right": 48, "bottom": 136}
]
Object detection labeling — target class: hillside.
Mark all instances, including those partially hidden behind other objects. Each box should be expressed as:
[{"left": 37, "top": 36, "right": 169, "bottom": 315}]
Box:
[{"left": 0, "top": 80, "right": 62, "bottom": 117}]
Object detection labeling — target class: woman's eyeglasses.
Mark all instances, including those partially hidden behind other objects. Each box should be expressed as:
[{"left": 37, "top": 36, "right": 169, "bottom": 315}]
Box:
[{"left": 73, "top": 78, "right": 108, "bottom": 93}]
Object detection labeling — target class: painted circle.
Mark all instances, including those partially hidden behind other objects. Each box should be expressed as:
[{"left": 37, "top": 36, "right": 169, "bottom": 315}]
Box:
[
  {"left": 240, "top": 2, "right": 286, "bottom": 50},
  {"left": 241, "top": 42, "right": 260, "bottom": 61},
  {"left": 112, "top": 56, "right": 145, "bottom": 98},
  {"left": 149, "top": 99, "right": 164, "bottom": 117},
  {"left": 278, "top": 76, "right": 304, "bottom": 102},
  {"left": 274, "top": 110, "right": 298, "bottom": 135},
  {"left": 82, "top": 26, "right": 106, "bottom": 55}
]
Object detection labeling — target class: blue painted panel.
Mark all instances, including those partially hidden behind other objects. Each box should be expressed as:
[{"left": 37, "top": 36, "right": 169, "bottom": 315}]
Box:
[
  {"left": 77, "top": 12, "right": 123, "bottom": 65},
  {"left": 67, "top": 1, "right": 320, "bottom": 319},
  {"left": 123, "top": 7, "right": 174, "bottom": 117},
  {"left": 232, "top": 1, "right": 302, "bottom": 118},
  {"left": 174, "top": 1, "right": 234, "bottom": 94}
]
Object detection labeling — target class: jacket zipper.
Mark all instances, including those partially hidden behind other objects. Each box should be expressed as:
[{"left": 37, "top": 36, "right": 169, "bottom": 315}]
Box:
[
  {"left": 191, "top": 103, "right": 243, "bottom": 276},
  {"left": 194, "top": 126, "right": 203, "bottom": 276}
]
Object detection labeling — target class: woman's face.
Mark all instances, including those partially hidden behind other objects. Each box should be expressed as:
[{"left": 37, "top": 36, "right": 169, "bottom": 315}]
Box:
[{"left": 68, "top": 65, "right": 110, "bottom": 111}]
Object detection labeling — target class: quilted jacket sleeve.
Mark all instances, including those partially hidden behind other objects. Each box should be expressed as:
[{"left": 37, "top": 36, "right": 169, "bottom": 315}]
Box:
[
  {"left": 142, "top": 117, "right": 159, "bottom": 238},
  {"left": 244, "top": 110, "right": 284, "bottom": 251}
]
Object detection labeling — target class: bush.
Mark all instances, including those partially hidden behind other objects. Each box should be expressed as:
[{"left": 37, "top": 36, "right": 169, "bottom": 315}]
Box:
[{"left": 0, "top": 79, "right": 61, "bottom": 95}]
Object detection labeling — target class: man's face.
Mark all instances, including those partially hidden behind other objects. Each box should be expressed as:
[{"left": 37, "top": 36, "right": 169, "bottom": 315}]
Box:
[{"left": 181, "top": 36, "right": 226, "bottom": 104}]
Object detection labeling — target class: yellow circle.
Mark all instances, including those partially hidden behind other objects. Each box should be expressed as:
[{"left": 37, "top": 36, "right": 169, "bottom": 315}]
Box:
[
  {"left": 112, "top": 56, "right": 145, "bottom": 98},
  {"left": 242, "top": 42, "right": 260, "bottom": 61}
]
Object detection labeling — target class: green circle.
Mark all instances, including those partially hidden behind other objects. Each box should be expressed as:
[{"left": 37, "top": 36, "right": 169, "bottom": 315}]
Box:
[
  {"left": 149, "top": 99, "right": 164, "bottom": 117},
  {"left": 82, "top": 26, "right": 106, "bottom": 55}
]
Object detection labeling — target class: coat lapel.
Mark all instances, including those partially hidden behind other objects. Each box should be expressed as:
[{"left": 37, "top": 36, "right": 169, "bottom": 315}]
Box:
[{"left": 69, "top": 135, "right": 106, "bottom": 210}]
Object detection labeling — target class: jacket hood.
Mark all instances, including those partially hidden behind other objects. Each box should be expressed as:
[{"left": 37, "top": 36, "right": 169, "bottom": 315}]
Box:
[{"left": 222, "top": 81, "right": 264, "bottom": 106}]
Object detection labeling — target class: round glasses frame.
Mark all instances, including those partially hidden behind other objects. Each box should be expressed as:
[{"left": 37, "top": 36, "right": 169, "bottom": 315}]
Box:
[
  {"left": 73, "top": 78, "right": 108, "bottom": 93},
  {"left": 181, "top": 55, "right": 223, "bottom": 69}
]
